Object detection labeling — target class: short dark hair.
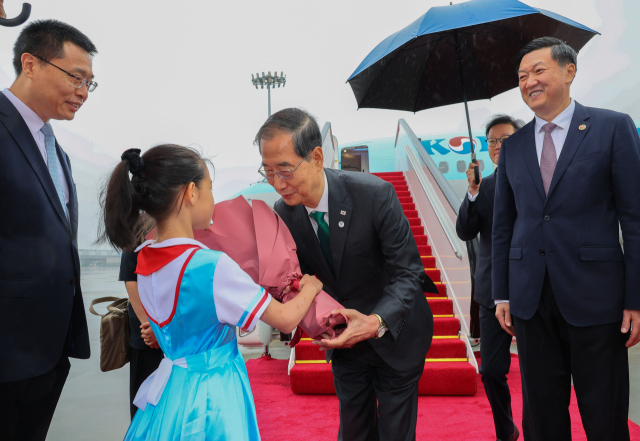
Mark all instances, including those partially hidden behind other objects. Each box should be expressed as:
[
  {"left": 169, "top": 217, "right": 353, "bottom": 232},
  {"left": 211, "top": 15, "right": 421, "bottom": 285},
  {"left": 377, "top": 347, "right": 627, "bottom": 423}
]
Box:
[
  {"left": 12, "top": 19, "right": 97, "bottom": 77},
  {"left": 254, "top": 108, "right": 322, "bottom": 158},
  {"left": 515, "top": 37, "right": 577, "bottom": 72},
  {"left": 485, "top": 114, "right": 524, "bottom": 137},
  {"left": 98, "top": 145, "right": 211, "bottom": 251}
]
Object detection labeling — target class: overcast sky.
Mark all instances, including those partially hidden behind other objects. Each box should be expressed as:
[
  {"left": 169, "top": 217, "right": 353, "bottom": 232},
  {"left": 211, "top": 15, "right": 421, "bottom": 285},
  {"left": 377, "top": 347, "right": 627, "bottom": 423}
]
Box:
[{"left": 0, "top": 0, "right": 637, "bottom": 248}]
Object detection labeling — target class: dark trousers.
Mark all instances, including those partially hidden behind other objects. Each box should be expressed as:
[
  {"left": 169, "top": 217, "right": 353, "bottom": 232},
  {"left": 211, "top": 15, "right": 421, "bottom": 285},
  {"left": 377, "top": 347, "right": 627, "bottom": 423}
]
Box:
[
  {"left": 129, "top": 346, "right": 164, "bottom": 419},
  {"left": 331, "top": 340, "right": 424, "bottom": 441},
  {"left": 479, "top": 305, "right": 516, "bottom": 440},
  {"left": 0, "top": 351, "right": 70, "bottom": 441},
  {"left": 513, "top": 271, "right": 630, "bottom": 441}
]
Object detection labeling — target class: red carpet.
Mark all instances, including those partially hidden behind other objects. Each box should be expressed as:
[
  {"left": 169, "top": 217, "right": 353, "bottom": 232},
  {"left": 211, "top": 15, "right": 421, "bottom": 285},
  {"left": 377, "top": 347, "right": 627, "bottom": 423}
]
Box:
[{"left": 247, "top": 354, "right": 640, "bottom": 440}]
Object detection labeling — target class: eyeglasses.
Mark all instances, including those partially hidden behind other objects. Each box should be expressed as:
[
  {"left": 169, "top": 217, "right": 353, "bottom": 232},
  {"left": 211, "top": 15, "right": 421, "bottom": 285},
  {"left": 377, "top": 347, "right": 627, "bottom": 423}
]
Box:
[
  {"left": 258, "top": 152, "right": 311, "bottom": 180},
  {"left": 486, "top": 135, "right": 510, "bottom": 147},
  {"left": 33, "top": 55, "right": 98, "bottom": 92}
]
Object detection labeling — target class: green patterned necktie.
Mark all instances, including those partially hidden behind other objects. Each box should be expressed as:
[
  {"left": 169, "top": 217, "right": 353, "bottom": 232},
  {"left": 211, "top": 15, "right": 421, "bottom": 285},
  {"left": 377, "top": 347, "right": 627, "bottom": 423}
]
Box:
[{"left": 309, "top": 211, "right": 333, "bottom": 269}]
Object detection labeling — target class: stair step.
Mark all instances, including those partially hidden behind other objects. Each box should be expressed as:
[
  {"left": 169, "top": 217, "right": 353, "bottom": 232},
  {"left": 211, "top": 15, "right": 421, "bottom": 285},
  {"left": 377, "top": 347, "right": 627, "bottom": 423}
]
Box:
[
  {"left": 418, "top": 245, "right": 432, "bottom": 255},
  {"left": 427, "top": 298, "right": 452, "bottom": 315},
  {"left": 404, "top": 209, "right": 418, "bottom": 218},
  {"left": 411, "top": 226, "right": 424, "bottom": 235},
  {"left": 436, "top": 284, "right": 447, "bottom": 297},
  {"left": 414, "top": 235, "right": 428, "bottom": 246},
  {"left": 408, "top": 217, "right": 421, "bottom": 227},
  {"left": 401, "top": 202, "right": 415, "bottom": 211},
  {"left": 290, "top": 361, "right": 476, "bottom": 396},
  {"left": 393, "top": 185, "right": 409, "bottom": 192},
  {"left": 426, "top": 338, "right": 467, "bottom": 359},
  {"left": 433, "top": 317, "right": 460, "bottom": 335},
  {"left": 398, "top": 196, "right": 413, "bottom": 204},
  {"left": 372, "top": 172, "right": 403, "bottom": 177},
  {"left": 425, "top": 268, "right": 441, "bottom": 282},
  {"left": 396, "top": 191, "right": 411, "bottom": 198},
  {"left": 421, "top": 256, "right": 435, "bottom": 267}
]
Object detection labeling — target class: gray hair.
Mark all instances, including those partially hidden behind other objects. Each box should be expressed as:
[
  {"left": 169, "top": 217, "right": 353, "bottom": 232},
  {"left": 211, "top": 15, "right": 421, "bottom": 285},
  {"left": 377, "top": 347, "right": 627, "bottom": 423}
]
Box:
[{"left": 254, "top": 108, "right": 322, "bottom": 158}]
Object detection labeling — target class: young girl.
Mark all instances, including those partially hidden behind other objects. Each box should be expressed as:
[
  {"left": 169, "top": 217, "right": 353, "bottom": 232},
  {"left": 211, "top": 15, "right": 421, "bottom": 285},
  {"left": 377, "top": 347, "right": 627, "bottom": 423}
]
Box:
[{"left": 99, "top": 145, "right": 323, "bottom": 440}]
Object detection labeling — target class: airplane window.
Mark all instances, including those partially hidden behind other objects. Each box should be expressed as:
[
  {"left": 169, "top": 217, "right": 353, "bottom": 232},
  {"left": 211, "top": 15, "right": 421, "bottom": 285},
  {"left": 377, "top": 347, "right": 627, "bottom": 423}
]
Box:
[
  {"left": 457, "top": 161, "right": 466, "bottom": 173},
  {"left": 439, "top": 162, "right": 449, "bottom": 174},
  {"left": 478, "top": 160, "right": 485, "bottom": 171}
]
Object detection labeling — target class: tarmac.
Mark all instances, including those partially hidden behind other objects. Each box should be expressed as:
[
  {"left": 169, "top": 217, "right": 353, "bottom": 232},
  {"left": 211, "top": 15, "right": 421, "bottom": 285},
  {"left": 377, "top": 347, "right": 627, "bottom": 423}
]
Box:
[{"left": 45, "top": 267, "right": 639, "bottom": 440}]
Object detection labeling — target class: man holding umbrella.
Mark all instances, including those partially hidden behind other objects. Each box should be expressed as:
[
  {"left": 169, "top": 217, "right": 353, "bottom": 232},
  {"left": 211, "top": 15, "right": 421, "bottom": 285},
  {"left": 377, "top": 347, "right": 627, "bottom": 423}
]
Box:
[{"left": 493, "top": 37, "right": 640, "bottom": 439}]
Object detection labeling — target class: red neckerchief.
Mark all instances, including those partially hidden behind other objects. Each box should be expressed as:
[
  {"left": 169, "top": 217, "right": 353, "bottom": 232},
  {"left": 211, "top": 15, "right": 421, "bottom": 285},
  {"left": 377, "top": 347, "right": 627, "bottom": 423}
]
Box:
[{"left": 135, "top": 244, "right": 201, "bottom": 276}]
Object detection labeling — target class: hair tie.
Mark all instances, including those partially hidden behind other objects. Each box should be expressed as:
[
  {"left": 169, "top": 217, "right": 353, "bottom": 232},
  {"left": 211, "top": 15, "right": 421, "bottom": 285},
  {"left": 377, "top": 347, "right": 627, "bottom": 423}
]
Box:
[{"left": 121, "top": 148, "right": 145, "bottom": 176}]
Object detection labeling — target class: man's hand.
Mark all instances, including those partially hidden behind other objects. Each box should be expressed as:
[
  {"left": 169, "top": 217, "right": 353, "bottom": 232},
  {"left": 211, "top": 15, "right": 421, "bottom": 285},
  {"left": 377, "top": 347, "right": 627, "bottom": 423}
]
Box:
[
  {"left": 467, "top": 162, "right": 482, "bottom": 196},
  {"left": 621, "top": 309, "right": 640, "bottom": 348},
  {"left": 313, "top": 309, "right": 379, "bottom": 350},
  {"left": 495, "top": 303, "right": 515, "bottom": 337},
  {"left": 141, "top": 322, "right": 159, "bottom": 349}
]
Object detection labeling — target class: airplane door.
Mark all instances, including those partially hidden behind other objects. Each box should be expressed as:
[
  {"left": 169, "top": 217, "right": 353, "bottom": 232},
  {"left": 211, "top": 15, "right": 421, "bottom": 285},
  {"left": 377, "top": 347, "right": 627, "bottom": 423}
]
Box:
[{"left": 341, "top": 146, "right": 370, "bottom": 173}]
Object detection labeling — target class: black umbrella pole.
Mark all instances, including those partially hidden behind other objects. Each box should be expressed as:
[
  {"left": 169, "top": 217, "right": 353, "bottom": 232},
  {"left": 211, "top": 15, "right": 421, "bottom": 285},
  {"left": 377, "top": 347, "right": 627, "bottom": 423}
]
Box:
[{"left": 454, "top": 31, "right": 480, "bottom": 185}]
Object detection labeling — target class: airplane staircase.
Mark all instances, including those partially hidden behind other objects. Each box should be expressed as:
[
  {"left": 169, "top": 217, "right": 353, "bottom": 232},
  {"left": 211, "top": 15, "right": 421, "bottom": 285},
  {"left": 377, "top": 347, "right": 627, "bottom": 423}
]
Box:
[{"left": 288, "top": 172, "right": 477, "bottom": 396}]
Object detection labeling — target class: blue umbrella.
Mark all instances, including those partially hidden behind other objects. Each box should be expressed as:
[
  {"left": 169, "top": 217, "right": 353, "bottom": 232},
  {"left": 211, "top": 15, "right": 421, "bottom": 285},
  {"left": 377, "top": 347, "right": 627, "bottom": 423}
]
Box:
[{"left": 347, "top": 0, "right": 599, "bottom": 182}]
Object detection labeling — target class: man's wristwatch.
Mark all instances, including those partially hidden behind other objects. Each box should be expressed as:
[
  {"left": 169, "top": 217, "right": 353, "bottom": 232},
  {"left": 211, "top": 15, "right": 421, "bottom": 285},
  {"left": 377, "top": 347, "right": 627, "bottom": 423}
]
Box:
[{"left": 373, "top": 314, "right": 388, "bottom": 339}]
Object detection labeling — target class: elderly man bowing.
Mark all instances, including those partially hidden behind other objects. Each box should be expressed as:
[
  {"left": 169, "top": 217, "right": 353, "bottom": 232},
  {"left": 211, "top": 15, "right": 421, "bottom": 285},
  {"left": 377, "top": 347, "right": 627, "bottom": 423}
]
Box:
[{"left": 255, "top": 108, "right": 433, "bottom": 441}]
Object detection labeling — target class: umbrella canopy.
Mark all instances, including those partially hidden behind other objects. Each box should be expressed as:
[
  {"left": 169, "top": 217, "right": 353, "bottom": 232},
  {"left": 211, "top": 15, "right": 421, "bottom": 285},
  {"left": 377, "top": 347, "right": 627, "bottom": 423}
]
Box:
[{"left": 347, "top": 0, "right": 599, "bottom": 112}]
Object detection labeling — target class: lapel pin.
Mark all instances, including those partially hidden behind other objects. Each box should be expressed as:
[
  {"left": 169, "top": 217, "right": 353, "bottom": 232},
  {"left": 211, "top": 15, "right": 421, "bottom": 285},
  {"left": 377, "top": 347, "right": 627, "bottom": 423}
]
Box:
[
  {"left": 340, "top": 210, "right": 346, "bottom": 215},
  {"left": 338, "top": 221, "right": 345, "bottom": 228},
  {"left": 579, "top": 124, "right": 587, "bottom": 131}
]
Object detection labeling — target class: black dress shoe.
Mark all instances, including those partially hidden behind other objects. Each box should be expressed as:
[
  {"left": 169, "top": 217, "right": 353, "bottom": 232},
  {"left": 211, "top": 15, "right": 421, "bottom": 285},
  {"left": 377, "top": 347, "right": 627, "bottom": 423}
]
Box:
[{"left": 497, "top": 426, "right": 519, "bottom": 441}]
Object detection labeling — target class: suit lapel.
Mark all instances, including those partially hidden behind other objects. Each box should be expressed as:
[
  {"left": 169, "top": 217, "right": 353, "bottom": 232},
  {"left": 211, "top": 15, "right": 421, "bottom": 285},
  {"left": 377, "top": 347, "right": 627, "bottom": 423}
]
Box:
[
  {"left": 546, "top": 102, "right": 590, "bottom": 201},
  {"left": 0, "top": 94, "right": 70, "bottom": 231},
  {"left": 291, "top": 203, "right": 337, "bottom": 287},
  {"left": 326, "top": 169, "right": 353, "bottom": 280},
  {"left": 520, "top": 120, "right": 546, "bottom": 202}
]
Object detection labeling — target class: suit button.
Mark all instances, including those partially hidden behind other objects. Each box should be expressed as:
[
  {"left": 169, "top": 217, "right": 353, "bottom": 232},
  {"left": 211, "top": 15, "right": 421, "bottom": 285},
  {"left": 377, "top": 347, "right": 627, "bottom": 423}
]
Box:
[
  {"left": 539, "top": 250, "right": 545, "bottom": 256},
  {"left": 544, "top": 215, "right": 550, "bottom": 221},
  {"left": 70, "top": 278, "right": 76, "bottom": 285}
]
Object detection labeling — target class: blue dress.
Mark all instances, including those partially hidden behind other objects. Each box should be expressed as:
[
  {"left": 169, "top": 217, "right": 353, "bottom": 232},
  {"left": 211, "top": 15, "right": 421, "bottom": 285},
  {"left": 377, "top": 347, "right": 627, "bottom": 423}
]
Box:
[{"left": 125, "top": 238, "right": 272, "bottom": 441}]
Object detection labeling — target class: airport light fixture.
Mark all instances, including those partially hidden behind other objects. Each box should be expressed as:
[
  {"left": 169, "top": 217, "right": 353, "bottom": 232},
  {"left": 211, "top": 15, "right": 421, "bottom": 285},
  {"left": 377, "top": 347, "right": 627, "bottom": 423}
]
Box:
[{"left": 251, "top": 71, "right": 286, "bottom": 117}]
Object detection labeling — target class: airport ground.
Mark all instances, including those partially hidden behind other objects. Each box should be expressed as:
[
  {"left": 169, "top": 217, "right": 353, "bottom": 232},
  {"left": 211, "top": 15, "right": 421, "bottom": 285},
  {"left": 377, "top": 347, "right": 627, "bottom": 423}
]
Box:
[{"left": 45, "top": 266, "right": 640, "bottom": 440}]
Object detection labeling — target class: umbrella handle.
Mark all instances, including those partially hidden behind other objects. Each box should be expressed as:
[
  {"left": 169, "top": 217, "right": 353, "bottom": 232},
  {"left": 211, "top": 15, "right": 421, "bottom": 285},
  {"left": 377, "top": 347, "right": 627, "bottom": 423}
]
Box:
[
  {"left": 471, "top": 159, "right": 480, "bottom": 185},
  {"left": 0, "top": 3, "right": 31, "bottom": 27}
]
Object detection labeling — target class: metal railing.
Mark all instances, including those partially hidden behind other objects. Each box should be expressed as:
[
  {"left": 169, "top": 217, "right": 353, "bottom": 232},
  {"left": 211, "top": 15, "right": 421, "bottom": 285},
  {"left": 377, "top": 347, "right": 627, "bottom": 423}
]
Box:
[{"left": 394, "top": 119, "right": 478, "bottom": 373}]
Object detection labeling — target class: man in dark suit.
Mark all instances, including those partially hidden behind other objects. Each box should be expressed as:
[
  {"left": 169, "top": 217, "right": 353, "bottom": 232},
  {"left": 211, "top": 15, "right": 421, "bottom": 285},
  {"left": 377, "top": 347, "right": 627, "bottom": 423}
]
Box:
[
  {"left": 492, "top": 37, "right": 640, "bottom": 440},
  {"left": 457, "top": 115, "right": 522, "bottom": 441},
  {"left": 255, "top": 108, "right": 433, "bottom": 441},
  {"left": 0, "top": 20, "right": 97, "bottom": 440}
]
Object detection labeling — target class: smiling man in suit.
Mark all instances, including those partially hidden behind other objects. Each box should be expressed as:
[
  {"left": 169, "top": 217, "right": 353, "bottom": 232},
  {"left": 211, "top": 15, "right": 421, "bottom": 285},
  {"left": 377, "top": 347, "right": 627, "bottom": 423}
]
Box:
[
  {"left": 256, "top": 108, "right": 433, "bottom": 441},
  {"left": 492, "top": 37, "right": 640, "bottom": 440},
  {"left": 0, "top": 20, "right": 97, "bottom": 440}
]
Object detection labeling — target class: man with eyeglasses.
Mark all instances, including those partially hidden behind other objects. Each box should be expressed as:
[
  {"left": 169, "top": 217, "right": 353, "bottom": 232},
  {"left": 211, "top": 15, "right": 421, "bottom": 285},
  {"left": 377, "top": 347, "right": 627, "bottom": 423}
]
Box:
[
  {"left": 0, "top": 20, "right": 97, "bottom": 440},
  {"left": 456, "top": 115, "right": 523, "bottom": 441},
  {"left": 256, "top": 108, "right": 433, "bottom": 441}
]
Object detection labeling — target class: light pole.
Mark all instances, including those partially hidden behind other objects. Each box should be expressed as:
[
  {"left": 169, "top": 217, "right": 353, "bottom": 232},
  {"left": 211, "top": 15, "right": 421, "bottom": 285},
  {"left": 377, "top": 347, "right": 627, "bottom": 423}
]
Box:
[{"left": 251, "top": 71, "right": 286, "bottom": 117}]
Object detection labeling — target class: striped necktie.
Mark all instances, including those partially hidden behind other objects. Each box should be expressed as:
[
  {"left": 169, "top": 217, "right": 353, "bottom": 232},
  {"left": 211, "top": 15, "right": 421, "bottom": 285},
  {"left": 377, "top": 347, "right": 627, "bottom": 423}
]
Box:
[
  {"left": 309, "top": 211, "right": 333, "bottom": 269},
  {"left": 40, "top": 122, "right": 68, "bottom": 220}
]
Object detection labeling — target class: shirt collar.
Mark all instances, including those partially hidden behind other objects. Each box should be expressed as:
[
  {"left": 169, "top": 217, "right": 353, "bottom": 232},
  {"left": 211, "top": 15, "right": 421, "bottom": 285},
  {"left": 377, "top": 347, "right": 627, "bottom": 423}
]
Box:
[
  {"left": 135, "top": 237, "right": 210, "bottom": 253},
  {"left": 535, "top": 98, "right": 576, "bottom": 133},
  {"left": 2, "top": 89, "right": 45, "bottom": 140},
  {"left": 305, "top": 171, "right": 329, "bottom": 216}
]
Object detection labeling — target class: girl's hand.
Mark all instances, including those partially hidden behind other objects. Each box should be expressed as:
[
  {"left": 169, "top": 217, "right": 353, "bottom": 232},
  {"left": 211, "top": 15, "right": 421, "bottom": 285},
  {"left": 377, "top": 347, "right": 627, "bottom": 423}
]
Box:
[
  {"left": 298, "top": 274, "right": 323, "bottom": 296},
  {"left": 140, "top": 322, "right": 160, "bottom": 349}
]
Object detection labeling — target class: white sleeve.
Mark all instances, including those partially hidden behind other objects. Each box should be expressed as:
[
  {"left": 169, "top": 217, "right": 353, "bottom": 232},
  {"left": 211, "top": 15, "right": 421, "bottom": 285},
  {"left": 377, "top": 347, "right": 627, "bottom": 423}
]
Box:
[
  {"left": 212, "top": 253, "right": 272, "bottom": 331},
  {"left": 468, "top": 191, "right": 479, "bottom": 202}
]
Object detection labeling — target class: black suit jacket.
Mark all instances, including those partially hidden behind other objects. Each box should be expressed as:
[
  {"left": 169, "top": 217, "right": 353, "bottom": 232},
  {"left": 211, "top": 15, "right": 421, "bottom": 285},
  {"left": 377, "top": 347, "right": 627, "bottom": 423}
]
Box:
[
  {"left": 0, "top": 93, "right": 90, "bottom": 383},
  {"left": 492, "top": 102, "right": 640, "bottom": 326},
  {"left": 456, "top": 171, "right": 497, "bottom": 309},
  {"left": 275, "top": 168, "right": 433, "bottom": 371}
]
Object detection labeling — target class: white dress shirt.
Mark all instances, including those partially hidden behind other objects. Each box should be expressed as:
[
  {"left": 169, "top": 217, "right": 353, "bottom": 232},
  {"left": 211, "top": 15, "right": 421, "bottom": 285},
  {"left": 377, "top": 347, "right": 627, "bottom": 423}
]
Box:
[
  {"left": 305, "top": 171, "right": 329, "bottom": 237},
  {"left": 495, "top": 99, "right": 576, "bottom": 305},
  {"left": 2, "top": 88, "right": 70, "bottom": 207}
]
